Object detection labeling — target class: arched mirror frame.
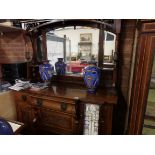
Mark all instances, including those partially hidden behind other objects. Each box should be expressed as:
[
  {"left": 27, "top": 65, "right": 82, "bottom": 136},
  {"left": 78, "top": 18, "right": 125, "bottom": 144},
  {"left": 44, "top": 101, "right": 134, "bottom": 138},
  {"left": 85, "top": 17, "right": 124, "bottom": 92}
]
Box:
[{"left": 29, "top": 20, "right": 121, "bottom": 84}]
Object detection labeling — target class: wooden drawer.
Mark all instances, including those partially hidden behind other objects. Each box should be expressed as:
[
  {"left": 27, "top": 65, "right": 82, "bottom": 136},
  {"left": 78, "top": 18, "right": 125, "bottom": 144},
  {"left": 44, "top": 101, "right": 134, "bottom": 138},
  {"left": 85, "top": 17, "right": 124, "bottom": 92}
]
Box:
[
  {"left": 30, "top": 96, "right": 75, "bottom": 114},
  {"left": 14, "top": 92, "right": 30, "bottom": 102}
]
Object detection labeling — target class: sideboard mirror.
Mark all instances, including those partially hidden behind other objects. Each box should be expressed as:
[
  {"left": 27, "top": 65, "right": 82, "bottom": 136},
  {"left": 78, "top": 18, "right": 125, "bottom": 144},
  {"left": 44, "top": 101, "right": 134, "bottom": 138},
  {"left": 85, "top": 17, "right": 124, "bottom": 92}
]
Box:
[{"left": 43, "top": 26, "right": 117, "bottom": 77}]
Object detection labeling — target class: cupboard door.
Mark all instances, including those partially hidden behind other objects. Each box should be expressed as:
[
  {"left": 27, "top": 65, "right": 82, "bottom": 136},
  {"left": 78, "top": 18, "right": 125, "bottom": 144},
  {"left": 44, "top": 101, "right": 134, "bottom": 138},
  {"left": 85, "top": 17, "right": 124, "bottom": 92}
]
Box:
[
  {"left": 128, "top": 33, "right": 155, "bottom": 134},
  {"left": 99, "top": 104, "right": 113, "bottom": 134},
  {"left": 14, "top": 92, "right": 34, "bottom": 132},
  {"left": 37, "top": 108, "right": 77, "bottom": 134}
]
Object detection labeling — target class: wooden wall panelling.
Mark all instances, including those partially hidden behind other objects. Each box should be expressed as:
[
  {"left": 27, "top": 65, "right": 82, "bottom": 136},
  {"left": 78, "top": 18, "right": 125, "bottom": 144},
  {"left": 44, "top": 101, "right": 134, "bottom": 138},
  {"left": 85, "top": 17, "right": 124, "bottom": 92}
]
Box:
[
  {"left": 141, "top": 22, "right": 155, "bottom": 32},
  {"left": 112, "top": 19, "right": 137, "bottom": 134},
  {"left": 125, "top": 28, "right": 139, "bottom": 130},
  {"left": 118, "top": 19, "right": 137, "bottom": 101}
]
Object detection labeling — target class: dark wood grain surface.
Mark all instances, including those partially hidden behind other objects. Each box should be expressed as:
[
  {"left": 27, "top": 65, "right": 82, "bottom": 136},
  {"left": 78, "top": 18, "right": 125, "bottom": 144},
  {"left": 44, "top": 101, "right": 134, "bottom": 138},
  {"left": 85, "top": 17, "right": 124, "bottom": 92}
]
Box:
[
  {"left": 23, "top": 83, "right": 117, "bottom": 105},
  {"left": 128, "top": 21, "right": 155, "bottom": 134}
]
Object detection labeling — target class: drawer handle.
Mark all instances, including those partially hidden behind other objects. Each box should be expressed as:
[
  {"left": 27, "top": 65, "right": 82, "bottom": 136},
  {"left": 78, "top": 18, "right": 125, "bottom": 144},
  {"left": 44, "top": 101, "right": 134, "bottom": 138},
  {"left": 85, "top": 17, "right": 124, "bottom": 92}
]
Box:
[
  {"left": 37, "top": 99, "right": 43, "bottom": 106},
  {"left": 60, "top": 102, "right": 67, "bottom": 111},
  {"left": 21, "top": 95, "right": 27, "bottom": 101}
]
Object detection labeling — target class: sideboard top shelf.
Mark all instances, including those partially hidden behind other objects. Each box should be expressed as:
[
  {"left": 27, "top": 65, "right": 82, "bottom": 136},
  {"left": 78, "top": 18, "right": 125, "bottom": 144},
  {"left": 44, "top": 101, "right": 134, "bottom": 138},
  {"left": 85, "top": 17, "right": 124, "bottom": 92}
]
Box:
[{"left": 21, "top": 83, "right": 118, "bottom": 105}]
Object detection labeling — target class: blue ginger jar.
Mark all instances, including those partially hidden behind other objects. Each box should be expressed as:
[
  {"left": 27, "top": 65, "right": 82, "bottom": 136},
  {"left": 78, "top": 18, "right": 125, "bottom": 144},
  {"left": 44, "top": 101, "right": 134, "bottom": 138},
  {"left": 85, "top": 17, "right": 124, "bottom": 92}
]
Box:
[
  {"left": 83, "top": 61, "right": 100, "bottom": 93},
  {"left": 0, "top": 118, "right": 13, "bottom": 135},
  {"left": 55, "top": 58, "right": 66, "bottom": 75},
  {"left": 39, "top": 60, "right": 54, "bottom": 83}
]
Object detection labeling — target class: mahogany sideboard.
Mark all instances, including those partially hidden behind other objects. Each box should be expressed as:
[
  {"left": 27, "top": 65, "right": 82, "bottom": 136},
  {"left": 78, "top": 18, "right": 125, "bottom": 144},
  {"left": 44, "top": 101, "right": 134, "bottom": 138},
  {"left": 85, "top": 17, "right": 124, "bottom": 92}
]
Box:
[{"left": 13, "top": 83, "right": 117, "bottom": 135}]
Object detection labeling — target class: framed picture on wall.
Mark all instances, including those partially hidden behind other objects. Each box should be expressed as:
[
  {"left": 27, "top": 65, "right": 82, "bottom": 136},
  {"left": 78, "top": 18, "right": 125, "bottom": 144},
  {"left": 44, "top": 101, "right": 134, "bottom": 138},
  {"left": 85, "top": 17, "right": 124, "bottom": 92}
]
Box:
[
  {"left": 80, "top": 33, "right": 92, "bottom": 42},
  {"left": 79, "top": 44, "right": 92, "bottom": 52}
]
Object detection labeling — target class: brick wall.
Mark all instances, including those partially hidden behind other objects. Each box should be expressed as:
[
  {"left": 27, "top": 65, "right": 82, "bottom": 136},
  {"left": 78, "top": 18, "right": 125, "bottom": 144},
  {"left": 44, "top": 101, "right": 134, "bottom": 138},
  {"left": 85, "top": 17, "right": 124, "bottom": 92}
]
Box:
[{"left": 0, "top": 31, "right": 33, "bottom": 64}]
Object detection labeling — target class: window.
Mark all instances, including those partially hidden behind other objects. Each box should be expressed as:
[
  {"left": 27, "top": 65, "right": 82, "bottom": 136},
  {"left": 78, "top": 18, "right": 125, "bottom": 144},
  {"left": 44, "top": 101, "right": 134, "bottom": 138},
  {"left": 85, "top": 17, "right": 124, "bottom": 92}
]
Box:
[
  {"left": 104, "top": 31, "right": 116, "bottom": 63},
  {"left": 106, "top": 33, "right": 114, "bottom": 41},
  {"left": 46, "top": 34, "right": 64, "bottom": 67}
]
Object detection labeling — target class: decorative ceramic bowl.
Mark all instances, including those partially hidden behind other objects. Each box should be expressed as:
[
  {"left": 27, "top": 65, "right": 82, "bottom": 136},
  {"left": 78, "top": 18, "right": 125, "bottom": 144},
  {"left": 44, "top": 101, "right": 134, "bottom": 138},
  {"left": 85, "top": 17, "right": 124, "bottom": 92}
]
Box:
[{"left": 0, "top": 119, "right": 13, "bottom": 135}]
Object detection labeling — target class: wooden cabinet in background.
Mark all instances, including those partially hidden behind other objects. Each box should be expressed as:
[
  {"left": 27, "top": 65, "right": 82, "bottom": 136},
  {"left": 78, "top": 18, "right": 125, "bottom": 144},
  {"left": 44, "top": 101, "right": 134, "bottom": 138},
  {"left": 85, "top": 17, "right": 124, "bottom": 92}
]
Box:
[
  {"left": 13, "top": 83, "right": 117, "bottom": 135},
  {"left": 128, "top": 20, "right": 155, "bottom": 134},
  {"left": 0, "top": 24, "right": 33, "bottom": 64}
]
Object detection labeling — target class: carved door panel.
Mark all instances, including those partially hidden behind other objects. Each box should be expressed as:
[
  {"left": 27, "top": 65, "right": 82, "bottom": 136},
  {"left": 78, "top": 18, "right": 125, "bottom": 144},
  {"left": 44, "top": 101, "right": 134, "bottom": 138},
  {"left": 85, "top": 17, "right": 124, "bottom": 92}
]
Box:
[
  {"left": 99, "top": 104, "right": 113, "bottom": 134},
  {"left": 37, "top": 108, "right": 76, "bottom": 134}
]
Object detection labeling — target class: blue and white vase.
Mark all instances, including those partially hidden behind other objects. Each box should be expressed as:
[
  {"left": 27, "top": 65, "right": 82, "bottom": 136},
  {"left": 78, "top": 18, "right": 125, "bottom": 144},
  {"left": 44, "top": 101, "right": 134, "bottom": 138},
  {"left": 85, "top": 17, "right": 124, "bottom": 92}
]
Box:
[
  {"left": 55, "top": 58, "right": 66, "bottom": 75},
  {"left": 39, "top": 60, "right": 54, "bottom": 83},
  {"left": 83, "top": 61, "right": 100, "bottom": 93}
]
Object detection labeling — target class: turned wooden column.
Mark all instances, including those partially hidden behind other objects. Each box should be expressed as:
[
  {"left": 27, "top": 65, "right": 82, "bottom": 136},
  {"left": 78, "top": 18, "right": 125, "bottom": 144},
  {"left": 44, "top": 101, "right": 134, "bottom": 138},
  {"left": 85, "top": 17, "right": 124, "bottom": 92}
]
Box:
[
  {"left": 98, "top": 27, "right": 104, "bottom": 68},
  {"left": 42, "top": 31, "right": 48, "bottom": 61}
]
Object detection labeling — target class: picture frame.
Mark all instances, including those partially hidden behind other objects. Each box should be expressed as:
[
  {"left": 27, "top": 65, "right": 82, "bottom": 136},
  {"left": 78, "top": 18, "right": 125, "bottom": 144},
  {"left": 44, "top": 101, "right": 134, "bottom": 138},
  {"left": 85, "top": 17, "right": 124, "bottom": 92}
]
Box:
[
  {"left": 80, "top": 33, "right": 92, "bottom": 42},
  {"left": 79, "top": 44, "right": 92, "bottom": 52}
]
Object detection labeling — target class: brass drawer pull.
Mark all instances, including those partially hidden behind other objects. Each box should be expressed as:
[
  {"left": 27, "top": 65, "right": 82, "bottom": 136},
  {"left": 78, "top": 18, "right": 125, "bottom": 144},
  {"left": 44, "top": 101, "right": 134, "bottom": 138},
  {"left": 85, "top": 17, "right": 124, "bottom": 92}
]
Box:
[
  {"left": 60, "top": 102, "right": 67, "bottom": 111},
  {"left": 37, "top": 99, "right": 43, "bottom": 106},
  {"left": 21, "top": 95, "right": 27, "bottom": 101}
]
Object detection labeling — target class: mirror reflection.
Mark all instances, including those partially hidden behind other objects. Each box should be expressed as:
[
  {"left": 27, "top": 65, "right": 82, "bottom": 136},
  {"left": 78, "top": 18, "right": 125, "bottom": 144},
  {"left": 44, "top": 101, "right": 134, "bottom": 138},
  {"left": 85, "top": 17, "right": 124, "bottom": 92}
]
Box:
[{"left": 46, "top": 26, "right": 116, "bottom": 76}]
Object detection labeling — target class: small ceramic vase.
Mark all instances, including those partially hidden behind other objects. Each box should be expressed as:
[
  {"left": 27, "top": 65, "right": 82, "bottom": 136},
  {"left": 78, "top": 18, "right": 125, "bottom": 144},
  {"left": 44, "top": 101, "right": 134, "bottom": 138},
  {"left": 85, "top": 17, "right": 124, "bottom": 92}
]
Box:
[
  {"left": 55, "top": 58, "right": 66, "bottom": 75},
  {"left": 39, "top": 60, "right": 54, "bottom": 84},
  {"left": 83, "top": 61, "right": 100, "bottom": 93}
]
